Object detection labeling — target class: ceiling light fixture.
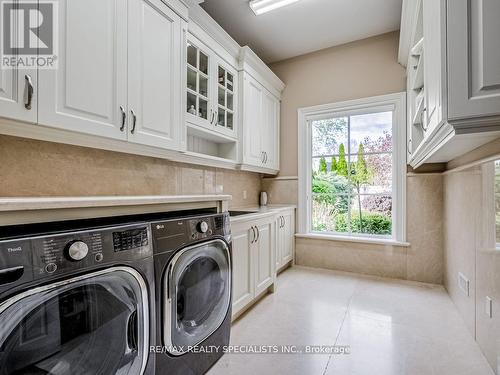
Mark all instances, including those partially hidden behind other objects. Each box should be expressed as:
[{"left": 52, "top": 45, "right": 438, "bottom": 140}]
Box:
[{"left": 249, "top": 0, "right": 301, "bottom": 15}]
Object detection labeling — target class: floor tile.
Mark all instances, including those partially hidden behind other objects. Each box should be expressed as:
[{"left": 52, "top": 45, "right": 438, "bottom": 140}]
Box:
[{"left": 208, "top": 266, "right": 494, "bottom": 375}]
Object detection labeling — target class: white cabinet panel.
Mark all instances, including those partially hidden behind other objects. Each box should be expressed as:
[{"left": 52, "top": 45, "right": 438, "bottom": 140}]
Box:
[
  {"left": 128, "top": 0, "right": 183, "bottom": 150},
  {"left": 243, "top": 74, "right": 264, "bottom": 166},
  {"left": 39, "top": 0, "right": 127, "bottom": 140},
  {"left": 0, "top": 0, "right": 36, "bottom": 123},
  {"left": 282, "top": 212, "right": 295, "bottom": 264},
  {"left": 262, "top": 90, "right": 279, "bottom": 169},
  {"left": 276, "top": 210, "right": 295, "bottom": 270},
  {"left": 254, "top": 221, "right": 273, "bottom": 295},
  {"left": 422, "top": 0, "right": 444, "bottom": 134},
  {"left": 231, "top": 216, "right": 277, "bottom": 317},
  {"left": 448, "top": 0, "right": 500, "bottom": 121},
  {"left": 241, "top": 71, "right": 281, "bottom": 172},
  {"left": 0, "top": 65, "right": 36, "bottom": 124},
  {"left": 231, "top": 225, "right": 254, "bottom": 316}
]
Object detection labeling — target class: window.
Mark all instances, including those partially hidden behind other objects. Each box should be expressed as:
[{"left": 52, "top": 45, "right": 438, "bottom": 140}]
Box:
[{"left": 298, "top": 93, "right": 406, "bottom": 242}]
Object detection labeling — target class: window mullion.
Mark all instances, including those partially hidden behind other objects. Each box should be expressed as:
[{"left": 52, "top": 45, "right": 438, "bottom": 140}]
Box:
[{"left": 347, "top": 115, "right": 352, "bottom": 235}]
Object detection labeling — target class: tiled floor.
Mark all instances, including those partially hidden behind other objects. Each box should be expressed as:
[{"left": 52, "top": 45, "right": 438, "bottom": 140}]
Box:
[{"left": 209, "top": 266, "right": 494, "bottom": 375}]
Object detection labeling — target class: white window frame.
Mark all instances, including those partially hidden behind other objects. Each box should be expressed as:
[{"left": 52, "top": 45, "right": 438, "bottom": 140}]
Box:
[{"left": 298, "top": 92, "right": 407, "bottom": 243}]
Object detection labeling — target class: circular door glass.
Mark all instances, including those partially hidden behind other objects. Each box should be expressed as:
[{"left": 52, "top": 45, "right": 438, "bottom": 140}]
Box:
[
  {"left": 0, "top": 268, "right": 148, "bottom": 375},
  {"left": 166, "top": 240, "right": 230, "bottom": 352}
]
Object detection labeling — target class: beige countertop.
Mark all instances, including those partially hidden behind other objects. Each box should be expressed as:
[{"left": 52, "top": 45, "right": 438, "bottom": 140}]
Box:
[
  {"left": 0, "top": 195, "right": 232, "bottom": 212},
  {"left": 229, "top": 205, "right": 296, "bottom": 223},
  {"left": 0, "top": 195, "right": 232, "bottom": 226}
]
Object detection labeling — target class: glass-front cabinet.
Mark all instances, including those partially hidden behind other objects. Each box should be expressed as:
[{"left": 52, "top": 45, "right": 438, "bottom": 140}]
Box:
[
  {"left": 185, "top": 36, "right": 237, "bottom": 139},
  {"left": 187, "top": 42, "right": 210, "bottom": 123},
  {"left": 216, "top": 65, "right": 235, "bottom": 134}
]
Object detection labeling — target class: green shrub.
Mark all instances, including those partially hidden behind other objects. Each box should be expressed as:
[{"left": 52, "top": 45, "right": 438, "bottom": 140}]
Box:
[
  {"left": 335, "top": 212, "right": 392, "bottom": 235},
  {"left": 312, "top": 172, "right": 353, "bottom": 214}
]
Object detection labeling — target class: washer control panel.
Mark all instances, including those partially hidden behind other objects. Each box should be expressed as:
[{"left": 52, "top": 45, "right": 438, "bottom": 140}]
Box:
[
  {"left": 113, "top": 227, "right": 149, "bottom": 252},
  {"left": 25, "top": 223, "right": 152, "bottom": 279}
]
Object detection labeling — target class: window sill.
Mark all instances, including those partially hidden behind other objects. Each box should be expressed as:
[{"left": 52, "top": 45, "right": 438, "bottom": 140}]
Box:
[{"left": 295, "top": 233, "right": 411, "bottom": 247}]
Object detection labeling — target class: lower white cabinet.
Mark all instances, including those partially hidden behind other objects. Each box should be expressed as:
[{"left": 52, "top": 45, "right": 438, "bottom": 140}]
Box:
[
  {"left": 276, "top": 208, "right": 295, "bottom": 271},
  {"left": 231, "top": 221, "right": 254, "bottom": 315},
  {"left": 231, "top": 215, "right": 275, "bottom": 317}
]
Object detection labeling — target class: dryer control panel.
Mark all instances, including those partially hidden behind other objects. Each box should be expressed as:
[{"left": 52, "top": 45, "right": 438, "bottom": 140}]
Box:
[{"left": 151, "top": 213, "right": 230, "bottom": 255}]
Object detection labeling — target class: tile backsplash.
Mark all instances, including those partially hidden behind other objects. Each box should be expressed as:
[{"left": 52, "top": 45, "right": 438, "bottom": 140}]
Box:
[{"left": 0, "top": 135, "right": 261, "bottom": 208}]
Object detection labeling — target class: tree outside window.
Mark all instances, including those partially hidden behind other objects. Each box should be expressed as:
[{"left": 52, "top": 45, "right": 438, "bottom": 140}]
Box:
[{"left": 311, "top": 112, "right": 393, "bottom": 237}]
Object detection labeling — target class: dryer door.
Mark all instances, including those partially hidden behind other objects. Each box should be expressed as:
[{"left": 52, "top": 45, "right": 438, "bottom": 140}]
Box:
[
  {"left": 164, "top": 239, "right": 231, "bottom": 355},
  {"left": 0, "top": 267, "right": 149, "bottom": 375}
]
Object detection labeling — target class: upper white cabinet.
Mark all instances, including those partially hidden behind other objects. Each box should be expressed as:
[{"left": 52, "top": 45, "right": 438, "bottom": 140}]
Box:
[
  {"left": 0, "top": 64, "right": 36, "bottom": 125},
  {"left": 447, "top": 0, "right": 500, "bottom": 122},
  {"left": 0, "top": 0, "right": 285, "bottom": 173},
  {"left": 262, "top": 89, "right": 280, "bottom": 170},
  {"left": 185, "top": 36, "right": 237, "bottom": 139},
  {"left": 38, "top": 0, "right": 185, "bottom": 150},
  {"left": 241, "top": 73, "right": 264, "bottom": 166},
  {"left": 182, "top": 15, "right": 240, "bottom": 164},
  {"left": 0, "top": 0, "right": 37, "bottom": 127},
  {"left": 400, "top": 0, "right": 500, "bottom": 168},
  {"left": 128, "top": 0, "right": 183, "bottom": 149},
  {"left": 239, "top": 54, "right": 283, "bottom": 174},
  {"left": 38, "top": 0, "right": 129, "bottom": 141}
]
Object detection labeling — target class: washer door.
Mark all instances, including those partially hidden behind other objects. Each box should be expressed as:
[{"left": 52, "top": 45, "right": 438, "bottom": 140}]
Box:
[
  {"left": 0, "top": 267, "right": 149, "bottom": 375},
  {"left": 164, "top": 239, "right": 231, "bottom": 355}
]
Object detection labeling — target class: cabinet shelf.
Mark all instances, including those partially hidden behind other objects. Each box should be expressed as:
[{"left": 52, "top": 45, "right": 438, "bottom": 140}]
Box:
[
  {"left": 187, "top": 123, "right": 236, "bottom": 144},
  {"left": 186, "top": 124, "right": 238, "bottom": 163}
]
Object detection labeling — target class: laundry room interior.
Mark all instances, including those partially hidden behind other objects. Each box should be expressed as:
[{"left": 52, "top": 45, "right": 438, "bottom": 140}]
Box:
[{"left": 1, "top": 0, "right": 500, "bottom": 374}]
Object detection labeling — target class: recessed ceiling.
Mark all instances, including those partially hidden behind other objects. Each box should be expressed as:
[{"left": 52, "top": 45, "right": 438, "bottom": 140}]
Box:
[{"left": 200, "top": 0, "right": 402, "bottom": 63}]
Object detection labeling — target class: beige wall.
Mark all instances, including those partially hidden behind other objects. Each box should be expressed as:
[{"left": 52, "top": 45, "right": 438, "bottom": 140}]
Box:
[
  {"left": 294, "top": 174, "right": 444, "bottom": 283},
  {"left": 270, "top": 31, "right": 406, "bottom": 177},
  {"left": 443, "top": 160, "right": 500, "bottom": 374},
  {"left": 265, "top": 32, "right": 443, "bottom": 284},
  {"left": 0, "top": 135, "right": 261, "bottom": 208}
]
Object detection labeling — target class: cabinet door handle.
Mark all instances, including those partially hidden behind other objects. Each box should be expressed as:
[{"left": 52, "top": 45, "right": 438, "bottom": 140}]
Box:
[
  {"left": 210, "top": 109, "right": 214, "bottom": 124},
  {"left": 130, "top": 109, "right": 137, "bottom": 134},
  {"left": 261, "top": 152, "right": 265, "bottom": 163},
  {"left": 264, "top": 152, "right": 268, "bottom": 164},
  {"left": 119, "top": 106, "right": 126, "bottom": 132},
  {"left": 214, "top": 111, "right": 218, "bottom": 125},
  {"left": 407, "top": 139, "right": 412, "bottom": 155},
  {"left": 256, "top": 226, "right": 260, "bottom": 242},
  {"left": 421, "top": 108, "right": 428, "bottom": 131},
  {"left": 251, "top": 226, "right": 256, "bottom": 244},
  {"left": 24, "top": 75, "right": 34, "bottom": 110}
]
